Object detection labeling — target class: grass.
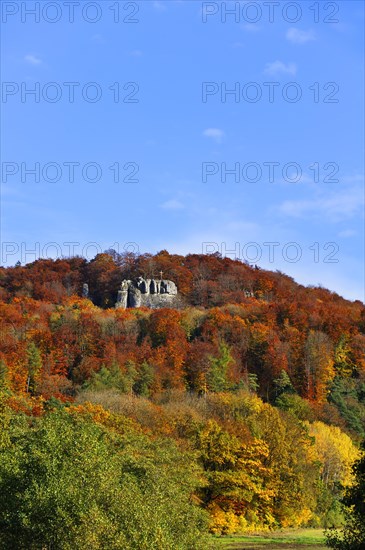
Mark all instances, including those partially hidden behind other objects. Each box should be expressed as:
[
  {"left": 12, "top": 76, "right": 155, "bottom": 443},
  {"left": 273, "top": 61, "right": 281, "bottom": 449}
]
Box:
[{"left": 210, "top": 528, "right": 327, "bottom": 549}]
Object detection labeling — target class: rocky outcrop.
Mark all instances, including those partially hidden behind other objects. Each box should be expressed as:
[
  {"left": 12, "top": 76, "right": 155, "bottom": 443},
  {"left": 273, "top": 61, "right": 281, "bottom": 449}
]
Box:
[
  {"left": 115, "top": 277, "right": 178, "bottom": 309},
  {"left": 116, "top": 280, "right": 129, "bottom": 309}
]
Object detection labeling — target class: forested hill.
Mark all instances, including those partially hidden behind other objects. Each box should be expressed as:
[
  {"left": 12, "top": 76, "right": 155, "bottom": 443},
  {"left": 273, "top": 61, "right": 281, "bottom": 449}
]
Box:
[
  {"left": 1, "top": 251, "right": 365, "bottom": 543},
  {"left": 0, "top": 250, "right": 364, "bottom": 437},
  {"left": 1, "top": 249, "right": 364, "bottom": 313}
]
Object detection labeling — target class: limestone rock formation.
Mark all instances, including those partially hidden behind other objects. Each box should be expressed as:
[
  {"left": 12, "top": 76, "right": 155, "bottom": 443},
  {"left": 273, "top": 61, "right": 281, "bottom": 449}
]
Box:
[
  {"left": 116, "top": 280, "right": 129, "bottom": 309},
  {"left": 115, "top": 277, "right": 178, "bottom": 309}
]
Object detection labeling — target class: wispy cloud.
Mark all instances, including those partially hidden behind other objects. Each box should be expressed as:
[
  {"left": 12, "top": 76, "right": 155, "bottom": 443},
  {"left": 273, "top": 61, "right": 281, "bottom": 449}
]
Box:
[
  {"left": 160, "top": 199, "right": 184, "bottom": 210},
  {"left": 286, "top": 28, "right": 316, "bottom": 44},
  {"left": 24, "top": 54, "right": 42, "bottom": 65},
  {"left": 153, "top": 1, "right": 166, "bottom": 10},
  {"left": 338, "top": 229, "right": 357, "bottom": 238},
  {"left": 264, "top": 60, "right": 297, "bottom": 76},
  {"left": 203, "top": 128, "right": 225, "bottom": 143},
  {"left": 278, "top": 184, "right": 364, "bottom": 222},
  {"left": 241, "top": 23, "right": 261, "bottom": 32},
  {"left": 0, "top": 184, "right": 25, "bottom": 200}
]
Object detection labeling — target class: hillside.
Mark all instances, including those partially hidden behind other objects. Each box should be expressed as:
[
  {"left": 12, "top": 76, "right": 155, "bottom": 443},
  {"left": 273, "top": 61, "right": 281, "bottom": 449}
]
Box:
[{"left": 0, "top": 250, "right": 364, "bottom": 545}]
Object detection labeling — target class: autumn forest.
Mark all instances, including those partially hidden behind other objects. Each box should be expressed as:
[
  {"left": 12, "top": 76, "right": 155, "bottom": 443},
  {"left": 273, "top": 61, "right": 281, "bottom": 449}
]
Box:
[{"left": 0, "top": 250, "right": 364, "bottom": 549}]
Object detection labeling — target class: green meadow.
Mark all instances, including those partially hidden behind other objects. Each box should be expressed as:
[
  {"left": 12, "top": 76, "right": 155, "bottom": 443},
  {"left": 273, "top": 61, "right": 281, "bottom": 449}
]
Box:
[{"left": 211, "top": 528, "right": 326, "bottom": 549}]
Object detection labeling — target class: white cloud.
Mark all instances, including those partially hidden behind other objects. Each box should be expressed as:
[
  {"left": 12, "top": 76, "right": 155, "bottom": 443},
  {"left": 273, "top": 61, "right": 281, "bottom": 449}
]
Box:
[
  {"left": 153, "top": 1, "right": 166, "bottom": 10},
  {"left": 160, "top": 199, "right": 184, "bottom": 210},
  {"left": 342, "top": 174, "right": 364, "bottom": 184},
  {"left": 278, "top": 184, "right": 364, "bottom": 222},
  {"left": 203, "top": 128, "right": 225, "bottom": 143},
  {"left": 24, "top": 54, "right": 42, "bottom": 65},
  {"left": 0, "top": 184, "right": 25, "bottom": 199},
  {"left": 241, "top": 23, "right": 261, "bottom": 32},
  {"left": 264, "top": 60, "right": 297, "bottom": 76},
  {"left": 286, "top": 28, "right": 316, "bottom": 44},
  {"left": 338, "top": 229, "right": 357, "bottom": 238}
]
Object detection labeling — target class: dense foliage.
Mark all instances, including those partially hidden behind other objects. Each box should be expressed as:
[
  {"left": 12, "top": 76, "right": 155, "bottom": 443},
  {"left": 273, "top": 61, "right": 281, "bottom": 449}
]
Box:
[
  {"left": 0, "top": 400, "right": 207, "bottom": 549},
  {"left": 0, "top": 251, "right": 364, "bottom": 540},
  {"left": 326, "top": 442, "right": 365, "bottom": 550}
]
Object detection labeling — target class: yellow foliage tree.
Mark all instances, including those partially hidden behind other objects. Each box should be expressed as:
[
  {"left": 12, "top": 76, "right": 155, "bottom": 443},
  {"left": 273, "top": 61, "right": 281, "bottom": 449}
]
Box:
[{"left": 309, "top": 421, "right": 359, "bottom": 489}]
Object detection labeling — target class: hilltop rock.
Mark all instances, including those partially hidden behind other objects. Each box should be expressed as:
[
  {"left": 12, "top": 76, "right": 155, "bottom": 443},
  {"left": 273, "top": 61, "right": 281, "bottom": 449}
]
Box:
[{"left": 115, "top": 277, "right": 178, "bottom": 309}]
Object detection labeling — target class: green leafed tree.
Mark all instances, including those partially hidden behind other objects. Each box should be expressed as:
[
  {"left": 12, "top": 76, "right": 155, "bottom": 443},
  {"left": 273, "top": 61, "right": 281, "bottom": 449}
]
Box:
[
  {"left": 326, "top": 443, "right": 365, "bottom": 550},
  {"left": 0, "top": 361, "right": 10, "bottom": 394},
  {"left": 0, "top": 406, "right": 208, "bottom": 550},
  {"left": 206, "top": 342, "right": 234, "bottom": 393},
  {"left": 26, "top": 342, "right": 42, "bottom": 394},
  {"left": 82, "top": 361, "right": 139, "bottom": 394},
  {"left": 273, "top": 370, "right": 295, "bottom": 401},
  {"left": 133, "top": 361, "right": 154, "bottom": 396}
]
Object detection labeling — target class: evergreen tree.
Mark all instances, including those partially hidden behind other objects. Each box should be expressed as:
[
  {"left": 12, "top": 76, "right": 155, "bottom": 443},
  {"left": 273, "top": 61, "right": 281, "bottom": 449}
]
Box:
[
  {"left": 26, "top": 343, "right": 42, "bottom": 395},
  {"left": 206, "top": 343, "right": 234, "bottom": 392},
  {"left": 0, "top": 361, "right": 10, "bottom": 393}
]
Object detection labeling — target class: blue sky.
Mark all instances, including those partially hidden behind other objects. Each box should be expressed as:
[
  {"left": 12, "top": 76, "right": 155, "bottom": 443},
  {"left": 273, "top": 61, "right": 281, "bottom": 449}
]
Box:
[{"left": 1, "top": 0, "right": 364, "bottom": 301}]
